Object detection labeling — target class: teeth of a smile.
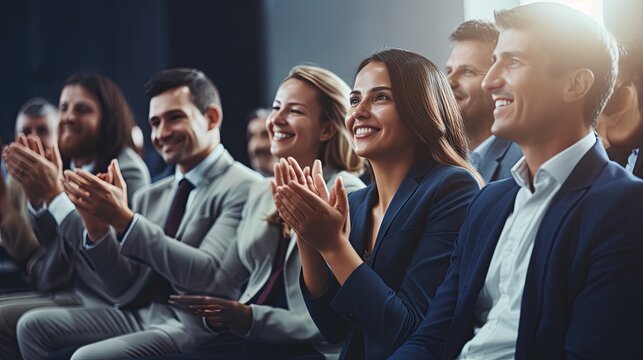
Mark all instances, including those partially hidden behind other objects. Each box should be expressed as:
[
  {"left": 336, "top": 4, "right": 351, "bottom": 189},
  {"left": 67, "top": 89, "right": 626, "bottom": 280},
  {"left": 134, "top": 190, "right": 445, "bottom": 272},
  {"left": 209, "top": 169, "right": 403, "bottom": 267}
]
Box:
[
  {"left": 355, "top": 127, "right": 378, "bottom": 135},
  {"left": 495, "top": 99, "right": 513, "bottom": 108},
  {"left": 273, "top": 132, "right": 294, "bottom": 140}
]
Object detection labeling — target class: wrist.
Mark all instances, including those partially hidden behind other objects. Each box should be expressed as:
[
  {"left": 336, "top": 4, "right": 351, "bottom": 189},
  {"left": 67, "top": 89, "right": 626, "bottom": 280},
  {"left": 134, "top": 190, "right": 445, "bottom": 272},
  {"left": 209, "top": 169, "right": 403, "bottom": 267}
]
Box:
[
  {"left": 113, "top": 208, "right": 134, "bottom": 234},
  {"left": 44, "top": 186, "right": 63, "bottom": 205},
  {"left": 86, "top": 225, "right": 110, "bottom": 243}
]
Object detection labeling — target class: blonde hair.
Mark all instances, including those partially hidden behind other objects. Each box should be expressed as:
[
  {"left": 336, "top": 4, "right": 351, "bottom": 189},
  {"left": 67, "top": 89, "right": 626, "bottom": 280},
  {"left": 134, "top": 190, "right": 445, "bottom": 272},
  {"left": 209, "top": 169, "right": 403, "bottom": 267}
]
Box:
[{"left": 285, "top": 65, "right": 364, "bottom": 174}]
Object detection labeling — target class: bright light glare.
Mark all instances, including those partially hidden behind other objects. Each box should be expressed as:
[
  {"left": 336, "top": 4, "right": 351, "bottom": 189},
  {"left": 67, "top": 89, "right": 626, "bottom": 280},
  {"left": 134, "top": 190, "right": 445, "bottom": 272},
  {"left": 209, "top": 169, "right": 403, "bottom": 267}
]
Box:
[{"left": 520, "top": 0, "right": 604, "bottom": 25}]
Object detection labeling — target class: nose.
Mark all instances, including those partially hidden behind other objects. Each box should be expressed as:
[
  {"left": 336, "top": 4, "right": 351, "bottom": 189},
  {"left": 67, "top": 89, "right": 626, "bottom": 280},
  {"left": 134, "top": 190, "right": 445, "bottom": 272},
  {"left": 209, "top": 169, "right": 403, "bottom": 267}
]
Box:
[
  {"left": 351, "top": 100, "right": 371, "bottom": 122},
  {"left": 153, "top": 119, "right": 171, "bottom": 143},
  {"left": 447, "top": 72, "right": 458, "bottom": 89},
  {"left": 482, "top": 63, "right": 502, "bottom": 93},
  {"left": 269, "top": 108, "right": 287, "bottom": 127}
]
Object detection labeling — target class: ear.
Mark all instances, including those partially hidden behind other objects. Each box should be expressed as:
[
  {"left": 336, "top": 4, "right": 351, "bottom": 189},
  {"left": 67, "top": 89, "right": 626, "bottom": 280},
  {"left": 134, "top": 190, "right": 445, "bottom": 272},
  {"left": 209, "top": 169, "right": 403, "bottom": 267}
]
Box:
[
  {"left": 602, "top": 81, "right": 637, "bottom": 117},
  {"left": 563, "top": 68, "right": 595, "bottom": 103},
  {"left": 319, "top": 122, "right": 338, "bottom": 142},
  {"left": 203, "top": 105, "right": 222, "bottom": 131}
]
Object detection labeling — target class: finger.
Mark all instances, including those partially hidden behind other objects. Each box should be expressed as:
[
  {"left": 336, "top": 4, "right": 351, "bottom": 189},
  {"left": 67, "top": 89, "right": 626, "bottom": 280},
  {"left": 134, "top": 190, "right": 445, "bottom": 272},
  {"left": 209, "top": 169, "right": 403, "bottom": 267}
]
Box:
[
  {"left": 64, "top": 170, "right": 95, "bottom": 190},
  {"left": 287, "top": 157, "right": 306, "bottom": 185},
  {"left": 287, "top": 182, "right": 332, "bottom": 212},
  {"left": 27, "top": 136, "right": 45, "bottom": 156},
  {"left": 305, "top": 174, "right": 318, "bottom": 195},
  {"left": 111, "top": 159, "right": 127, "bottom": 192},
  {"left": 16, "top": 134, "right": 28, "bottom": 147},
  {"left": 334, "top": 177, "right": 350, "bottom": 215},
  {"left": 63, "top": 176, "right": 91, "bottom": 199},
  {"left": 52, "top": 143, "right": 63, "bottom": 170},
  {"left": 274, "top": 189, "right": 305, "bottom": 230},
  {"left": 313, "top": 173, "right": 329, "bottom": 202},
  {"left": 279, "top": 184, "right": 318, "bottom": 215},
  {"left": 169, "top": 295, "right": 212, "bottom": 305},
  {"left": 312, "top": 159, "right": 322, "bottom": 176},
  {"left": 279, "top": 158, "right": 292, "bottom": 184},
  {"left": 273, "top": 162, "right": 284, "bottom": 187},
  {"left": 74, "top": 170, "right": 112, "bottom": 192}
]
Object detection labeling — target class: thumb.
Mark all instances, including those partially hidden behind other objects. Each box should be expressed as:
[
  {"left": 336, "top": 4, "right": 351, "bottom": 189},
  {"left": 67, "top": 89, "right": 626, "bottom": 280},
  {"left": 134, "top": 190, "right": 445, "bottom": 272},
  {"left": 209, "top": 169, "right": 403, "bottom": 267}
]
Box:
[
  {"left": 334, "top": 177, "right": 349, "bottom": 215},
  {"left": 111, "top": 159, "right": 126, "bottom": 191}
]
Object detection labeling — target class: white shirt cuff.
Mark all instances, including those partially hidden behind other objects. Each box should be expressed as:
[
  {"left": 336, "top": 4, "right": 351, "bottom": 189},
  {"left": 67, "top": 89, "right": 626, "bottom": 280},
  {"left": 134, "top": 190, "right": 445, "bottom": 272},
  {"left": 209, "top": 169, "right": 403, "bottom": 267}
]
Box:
[
  {"left": 47, "top": 193, "right": 75, "bottom": 225},
  {"left": 119, "top": 214, "right": 140, "bottom": 247},
  {"left": 82, "top": 228, "right": 112, "bottom": 249},
  {"left": 27, "top": 201, "right": 47, "bottom": 216}
]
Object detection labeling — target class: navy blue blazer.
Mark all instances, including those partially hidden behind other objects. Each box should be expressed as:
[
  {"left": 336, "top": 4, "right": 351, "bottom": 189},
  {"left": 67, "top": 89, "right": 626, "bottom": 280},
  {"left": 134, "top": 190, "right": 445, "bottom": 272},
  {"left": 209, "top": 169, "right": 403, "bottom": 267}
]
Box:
[
  {"left": 476, "top": 136, "right": 522, "bottom": 183},
  {"left": 302, "top": 160, "right": 480, "bottom": 359},
  {"left": 392, "top": 141, "right": 643, "bottom": 359}
]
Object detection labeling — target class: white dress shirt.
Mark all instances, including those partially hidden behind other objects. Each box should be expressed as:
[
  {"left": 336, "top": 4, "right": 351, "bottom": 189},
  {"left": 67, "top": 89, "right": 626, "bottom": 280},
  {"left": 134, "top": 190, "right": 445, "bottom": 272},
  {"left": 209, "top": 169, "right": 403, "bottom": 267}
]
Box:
[
  {"left": 458, "top": 132, "right": 596, "bottom": 359},
  {"left": 626, "top": 148, "right": 639, "bottom": 174}
]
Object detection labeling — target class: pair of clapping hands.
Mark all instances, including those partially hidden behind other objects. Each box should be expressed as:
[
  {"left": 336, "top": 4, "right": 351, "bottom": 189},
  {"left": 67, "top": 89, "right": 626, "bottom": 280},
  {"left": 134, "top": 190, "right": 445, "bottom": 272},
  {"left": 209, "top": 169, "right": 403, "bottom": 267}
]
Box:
[
  {"left": 269, "top": 157, "right": 351, "bottom": 255},
  {"left": 2, "top": 134, "right": 129, "bottom": 240}
]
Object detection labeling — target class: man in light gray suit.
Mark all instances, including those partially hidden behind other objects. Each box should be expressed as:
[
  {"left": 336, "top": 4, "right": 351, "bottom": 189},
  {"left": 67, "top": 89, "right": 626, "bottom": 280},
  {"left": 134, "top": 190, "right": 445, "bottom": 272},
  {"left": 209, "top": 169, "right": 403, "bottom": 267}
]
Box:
[
  {"left": 446, "top": 20, "right": 522, "bottom": 182},
  {"left": 17, "top": 68, "right": 261, "bottom": 359},
  {"left": 0, "top": 75, "right": 151, "bottom": 360}
]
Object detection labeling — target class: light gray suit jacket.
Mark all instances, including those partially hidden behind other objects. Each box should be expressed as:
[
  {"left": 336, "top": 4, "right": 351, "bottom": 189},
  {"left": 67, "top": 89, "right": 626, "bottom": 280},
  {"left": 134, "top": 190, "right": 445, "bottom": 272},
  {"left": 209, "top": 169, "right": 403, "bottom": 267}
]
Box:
[
  {"left": 27, "top": 146, "right": 151, "bottom": 304},
  {"left": 212, "top": 168, "right": 364, "bottom": 359},
  {"left": 476, "top": 136, "right": 523, "bottom": 183}
]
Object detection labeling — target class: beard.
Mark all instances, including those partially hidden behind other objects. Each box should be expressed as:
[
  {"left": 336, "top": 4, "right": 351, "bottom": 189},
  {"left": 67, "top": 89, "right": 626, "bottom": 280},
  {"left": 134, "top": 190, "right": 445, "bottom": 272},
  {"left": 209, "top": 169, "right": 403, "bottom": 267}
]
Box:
[{"left": 58, "top": 130, "right": 98, "bottom": 159}]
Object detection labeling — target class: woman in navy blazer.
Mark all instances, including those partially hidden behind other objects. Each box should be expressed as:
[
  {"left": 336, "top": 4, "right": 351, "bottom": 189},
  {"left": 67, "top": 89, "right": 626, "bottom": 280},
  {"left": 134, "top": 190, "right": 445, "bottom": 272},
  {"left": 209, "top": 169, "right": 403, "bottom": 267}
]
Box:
[{"left": 272, "top": 49, "right": 482, "bottom": 359}]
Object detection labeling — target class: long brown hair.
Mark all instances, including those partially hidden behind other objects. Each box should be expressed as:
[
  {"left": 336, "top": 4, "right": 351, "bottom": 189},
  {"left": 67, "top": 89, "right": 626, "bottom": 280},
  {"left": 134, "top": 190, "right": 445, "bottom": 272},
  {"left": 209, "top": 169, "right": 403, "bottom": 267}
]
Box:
[
  {"left": 357, "top": 49, "right": 484, "bottom": 186},
  {"left": 62, "top": 73, "right": 136, "bottom": 173}
]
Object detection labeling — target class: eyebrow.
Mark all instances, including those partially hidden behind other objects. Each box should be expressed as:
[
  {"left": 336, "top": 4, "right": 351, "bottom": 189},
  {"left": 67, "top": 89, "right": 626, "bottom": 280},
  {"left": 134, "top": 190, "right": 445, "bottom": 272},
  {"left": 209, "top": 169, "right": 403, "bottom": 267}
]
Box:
[
  {"left": 273, "top": 100, "right": 309, "bottom": 108},
  {"left": 350, "top": 86, "right": 393, "bottom": 96},
  {"left": 495, "top": 50, "right": 529, "bottom": 59},
  {"left": 149, "top": 108, "right": 184, "bottom": 121}
]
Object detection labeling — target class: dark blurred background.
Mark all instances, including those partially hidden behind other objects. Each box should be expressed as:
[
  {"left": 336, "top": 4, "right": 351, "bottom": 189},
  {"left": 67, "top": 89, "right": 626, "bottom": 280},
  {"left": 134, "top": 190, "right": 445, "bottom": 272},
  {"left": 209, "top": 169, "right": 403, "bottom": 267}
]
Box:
[{"left": 0, "top": 0, "right": 640, "bottom": 178}]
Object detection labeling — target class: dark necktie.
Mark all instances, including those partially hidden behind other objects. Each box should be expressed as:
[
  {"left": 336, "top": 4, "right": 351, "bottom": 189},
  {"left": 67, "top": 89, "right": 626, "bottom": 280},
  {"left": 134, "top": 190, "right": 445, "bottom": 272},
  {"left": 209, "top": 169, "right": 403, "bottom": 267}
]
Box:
[
  {"left": 255, "top": 235, "right": 289, "bottom": 305},
  {"left": 164, "top": 178, "right": 195, "bottom": 237},
  {"left": 125, "top": 178, "right": 194, "bottom": 310}
]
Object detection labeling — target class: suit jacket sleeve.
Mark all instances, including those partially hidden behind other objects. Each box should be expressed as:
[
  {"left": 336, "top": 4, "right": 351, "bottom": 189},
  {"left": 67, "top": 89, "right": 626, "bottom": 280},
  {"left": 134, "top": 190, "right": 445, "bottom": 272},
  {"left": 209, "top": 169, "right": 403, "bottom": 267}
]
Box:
[
  {"left": 564, "top": 186, "right": 643, "bottom": 359},
  {"left": 327, "top": 171, "right": 477, "bottom": 355},
  {"left": 117, "top": 147, "right": 151, "bottom": 204}
]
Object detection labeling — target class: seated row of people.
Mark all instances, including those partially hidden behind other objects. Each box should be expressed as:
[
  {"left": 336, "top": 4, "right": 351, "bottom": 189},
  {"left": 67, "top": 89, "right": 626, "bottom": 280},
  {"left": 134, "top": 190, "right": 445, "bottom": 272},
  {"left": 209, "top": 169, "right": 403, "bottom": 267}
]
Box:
[{"left": 0, "top": 2, "right": 641, "bottom": 359}]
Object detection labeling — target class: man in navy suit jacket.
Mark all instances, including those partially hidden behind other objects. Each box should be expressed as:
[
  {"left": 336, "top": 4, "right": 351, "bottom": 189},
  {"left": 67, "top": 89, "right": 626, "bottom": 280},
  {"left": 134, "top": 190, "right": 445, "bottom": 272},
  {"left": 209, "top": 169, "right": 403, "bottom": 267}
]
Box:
[
  {"left": 446, "top": 20, "right": 522, "bottom": 183},
  {"left": 392, "top": 3, "right": 643, "bottom": 359}
]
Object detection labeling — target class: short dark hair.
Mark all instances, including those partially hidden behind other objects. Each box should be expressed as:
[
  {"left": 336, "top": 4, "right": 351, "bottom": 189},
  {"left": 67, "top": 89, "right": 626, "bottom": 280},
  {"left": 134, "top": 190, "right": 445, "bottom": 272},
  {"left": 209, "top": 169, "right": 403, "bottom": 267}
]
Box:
[
  {"left": 449, "top": 20, "right": 498, "bottom": 43},
  {"left": 616, "top": 40, "right": 643, "bottom": 109},
  {"left": 62, "top": 73, "right": 136, "bottom": 173},
  {"left": 494, "top": 3, "right": 618, "bottom": 126},
  {"left": 144, "top": 68, "right": 221, "bottom": 113}
]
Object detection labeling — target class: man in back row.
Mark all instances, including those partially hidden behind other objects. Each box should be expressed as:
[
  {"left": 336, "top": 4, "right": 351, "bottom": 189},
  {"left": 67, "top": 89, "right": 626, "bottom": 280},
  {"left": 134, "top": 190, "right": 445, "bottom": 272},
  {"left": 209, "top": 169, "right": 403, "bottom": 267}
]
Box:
[
  {"left": 394, "top": 3, "right": 643, "bottom": 359},
  {"left": 446, "top": 20, "right": 522, "bottom": 182}
]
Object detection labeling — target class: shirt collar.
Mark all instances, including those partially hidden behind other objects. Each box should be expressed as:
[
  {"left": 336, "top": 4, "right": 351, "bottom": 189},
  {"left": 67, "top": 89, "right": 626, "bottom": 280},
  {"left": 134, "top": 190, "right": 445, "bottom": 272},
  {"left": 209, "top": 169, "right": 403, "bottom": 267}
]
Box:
[
  {"left": 473, "top": 135, "right": 496, "bottom": 158},
  {"left": 173, "top": 144, "right": 224, "bottom": 188},
  {"left": 511, "top": 131, "right": 596, "bottom": 191},
  {"left": 70, "top": 159, "right": 96, "bottom": 173}
]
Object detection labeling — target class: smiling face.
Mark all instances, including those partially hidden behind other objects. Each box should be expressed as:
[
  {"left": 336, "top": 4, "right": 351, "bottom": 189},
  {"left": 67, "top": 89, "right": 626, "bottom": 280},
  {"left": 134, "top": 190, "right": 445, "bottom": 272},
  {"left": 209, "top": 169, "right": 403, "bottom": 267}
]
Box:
[
  {"left": 446, "top": 40, "right": 496, "bottom": 131},
  {"left": 148, "top": 86, "right": 217, "bottom": 173},
  {"left": 247, "top": 115, "right": 276, "bottom": 175},
  {"left": 58, "top": 84, "right": 102, "bottom": 159},
  {"left": 267, "top": 78, "right": 331, "bottom": 166},
  {"left": 482, "top": 28, "right": 570, "bottom": 145},
  {"left": 346, "top": 61, "right": 414, "bottom": 162}
]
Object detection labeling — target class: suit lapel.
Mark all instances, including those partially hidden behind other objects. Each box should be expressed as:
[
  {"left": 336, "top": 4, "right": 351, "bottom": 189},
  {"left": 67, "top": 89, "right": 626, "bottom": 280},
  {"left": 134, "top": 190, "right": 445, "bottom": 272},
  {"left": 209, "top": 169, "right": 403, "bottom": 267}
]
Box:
[
  {"left": 176, "top": 149, "right": 235, "bottom": 239},
  {"left": 459, "top": 183, "right": 519, "bottom": 312},
  {"left": 516, "top": 142, "right": 609, "bottom": 355},
  {"left": 369, "top": 162, "right": 433, "bottom": 266},
  {"left": 479, "top": 137, "right": 513, "bottom": 182},
  {"left": 349, "top": 186, "right": 377, "bottom": 259}
]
